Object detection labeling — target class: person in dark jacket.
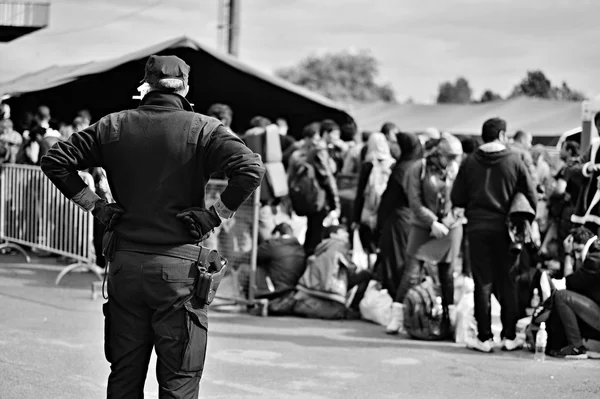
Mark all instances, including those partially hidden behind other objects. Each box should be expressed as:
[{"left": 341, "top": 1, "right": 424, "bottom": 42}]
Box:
[
  {"left": 377, "top": 132, "right": 423, "bottom": 334},
  {"left": 40, "top": 55, "right": 265, "bottom": 398},
  {"left": 546, "top": 229, "right": 600, "bottom": 359},
  {"left": 255, "top": 223, "right": 306, "bottom": 295},
  {"left": 380, "top": 122, "right": 401, "bottom": 161},
  {"left": 451, "top": 117, "right": 537, "bottom": 354}
]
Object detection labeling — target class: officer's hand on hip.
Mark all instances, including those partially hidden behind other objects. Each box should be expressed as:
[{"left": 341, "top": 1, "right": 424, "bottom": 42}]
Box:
[
  {"left": 92, "top": 199, "right": 125, "bottom": 230},
  {"left": 176, "top": 206, "right": 222, "bottom": 241}
]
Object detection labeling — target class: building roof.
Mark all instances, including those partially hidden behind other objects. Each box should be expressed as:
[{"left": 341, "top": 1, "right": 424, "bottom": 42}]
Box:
[{"left": 350, "top": 97, "right": 581, "bottom": 138}]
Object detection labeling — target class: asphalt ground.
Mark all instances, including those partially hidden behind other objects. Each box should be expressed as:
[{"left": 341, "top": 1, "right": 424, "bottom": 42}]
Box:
[{"left": 0, "top": 257, "right": 599, "bottom": 399}]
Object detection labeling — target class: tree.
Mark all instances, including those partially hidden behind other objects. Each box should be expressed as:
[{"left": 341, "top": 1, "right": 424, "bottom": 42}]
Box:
[
  {"left": 511, "top": 70, "right": 553, "bottom": 98},
  {"left": 479, "top": 90, "right": 503, "bottom": 103},
  {"left": 553, "top": 82, "right": 586, "bottom": 102},
  {"left": 275, "top": 50, "right": 396, "bottom": 103},
  {"left": 511, "top": 70, "right": 586, "bottom": 101},
  {"left": 436, "top": 77, "right": 472, "bottom": 104}
]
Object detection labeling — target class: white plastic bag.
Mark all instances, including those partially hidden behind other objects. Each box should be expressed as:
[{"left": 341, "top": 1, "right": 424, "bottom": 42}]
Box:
[
  {"left": 454, "top": 291, "right": 477, "bottom": 344},
  {"left": 359, "top": 280, "right": 392, "bottom": 326},
  {"left": 352, "top": 229, "right": 369, "bottom": 271}
]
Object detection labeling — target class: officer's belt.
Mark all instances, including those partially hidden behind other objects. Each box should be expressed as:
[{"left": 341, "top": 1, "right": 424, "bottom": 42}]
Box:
[{"left": 115, "top": 238, "right": 204, "bottom": 262}]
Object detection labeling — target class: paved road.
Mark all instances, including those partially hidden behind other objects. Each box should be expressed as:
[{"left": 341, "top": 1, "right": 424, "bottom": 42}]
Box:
[{"left": 0, "top": 260, "right": 599, "bottom": 399}]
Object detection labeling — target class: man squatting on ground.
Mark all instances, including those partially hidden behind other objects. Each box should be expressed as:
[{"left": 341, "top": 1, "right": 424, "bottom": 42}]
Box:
[{"left": 40, "top": 55, "right": 265, "bottom": 399}]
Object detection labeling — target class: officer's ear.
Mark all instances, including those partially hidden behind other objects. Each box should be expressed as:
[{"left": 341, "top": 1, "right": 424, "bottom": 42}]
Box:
[{"left": 179, "top": 85, "right": 190, "bottom": 98}]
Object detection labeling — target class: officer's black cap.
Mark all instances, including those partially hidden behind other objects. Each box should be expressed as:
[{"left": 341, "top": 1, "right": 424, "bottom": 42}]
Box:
[{"left": 141, "top": 55, "right": 190, "bottom": 85}]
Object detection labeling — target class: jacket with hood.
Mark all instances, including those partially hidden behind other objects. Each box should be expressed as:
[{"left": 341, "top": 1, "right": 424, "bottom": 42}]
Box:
[
  {"left": 451, "top": 141, "right": 537, "bottom": 232},
  {"left": 377, "top": 132, "right": 423, "bottom": 227}
]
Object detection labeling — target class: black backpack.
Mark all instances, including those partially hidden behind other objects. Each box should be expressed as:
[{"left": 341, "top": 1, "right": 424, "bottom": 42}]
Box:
[
  {"left": 403, "top": 262, "right": 451, "bottom": 341},
  {"left": 289, "top": 151, "right": 326, "bottom": 216}
]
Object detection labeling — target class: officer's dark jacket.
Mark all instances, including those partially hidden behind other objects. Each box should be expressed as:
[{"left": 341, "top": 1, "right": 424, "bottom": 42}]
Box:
[{"left": 40, "top": 92, "right": 265, "bottom": 245}]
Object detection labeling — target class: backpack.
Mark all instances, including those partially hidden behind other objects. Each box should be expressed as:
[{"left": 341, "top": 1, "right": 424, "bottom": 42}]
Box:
[
  {"left": 289, "top": 151, "right": 327, "bottom": 216},
  {"left": 360, "top": 160, "right": 392, "bottom": 230},
  {"left": 403, "top": 262, "right": 451, "bottom": 341}
]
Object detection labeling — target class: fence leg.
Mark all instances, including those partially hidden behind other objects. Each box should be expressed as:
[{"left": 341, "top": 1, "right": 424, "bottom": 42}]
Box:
[
  {"left": 55, "top": 262, "right": 104, "bottom": 285},
  {"left": 0, "top": 242, "right": 31, "bottom": 263}
]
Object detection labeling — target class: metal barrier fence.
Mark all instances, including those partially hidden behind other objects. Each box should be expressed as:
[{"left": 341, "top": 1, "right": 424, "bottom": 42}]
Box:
[
  {"left": 0, "top": 164, "right": 261, "bottom": 308},
  {"left": 204, "top": 180, "right": 261, "bottom": 308},
  {"left": 0, "top": 163, "right": 100, "bottom": 284}
]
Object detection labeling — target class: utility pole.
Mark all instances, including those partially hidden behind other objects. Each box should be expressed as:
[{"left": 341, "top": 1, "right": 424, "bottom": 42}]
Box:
[
  {"left": 227, "top": 0, "right": 240, "bottom": 57},
  {"left": 217, "top": 0, "right": 240, "bottom": 57}
]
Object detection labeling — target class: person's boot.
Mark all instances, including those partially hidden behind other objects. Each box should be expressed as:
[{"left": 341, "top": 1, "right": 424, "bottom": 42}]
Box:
[{"left": 386, "top": 302, "right": 405, "bottom": 334}]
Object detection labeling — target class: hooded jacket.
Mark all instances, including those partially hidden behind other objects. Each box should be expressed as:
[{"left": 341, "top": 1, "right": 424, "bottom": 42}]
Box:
[
  {"left": 377, "top": 132, "right": 423, "bottom": 226},
  {"left": 451, "top": 142, "right": 537, "bottom": 232}
]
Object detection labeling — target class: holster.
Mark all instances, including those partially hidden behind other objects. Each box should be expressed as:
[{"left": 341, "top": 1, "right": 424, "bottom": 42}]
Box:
[{"left": 194, "top": 246, "right": 228, "bottom": 306}]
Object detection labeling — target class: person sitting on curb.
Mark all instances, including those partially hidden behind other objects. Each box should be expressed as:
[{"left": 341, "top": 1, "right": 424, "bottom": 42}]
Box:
[{"left": 547, "top": 226, "right": 600, "bottom": 359}]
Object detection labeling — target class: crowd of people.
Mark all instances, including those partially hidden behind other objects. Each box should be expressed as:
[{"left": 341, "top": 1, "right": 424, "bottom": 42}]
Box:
[{"left": 1, "top": 99, "right": 599, "bottom": 360}]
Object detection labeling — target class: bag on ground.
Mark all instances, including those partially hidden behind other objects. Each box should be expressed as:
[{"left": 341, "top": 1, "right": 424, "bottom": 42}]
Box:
[
  {"left": 403, "top": 275, "right": 451, "bottom": 341},
  {"left": 358, "top": 280, "right": 393, "bottom": 326},
  {"left": 454, "top": 291, "right": 477, "bottom": 344}
]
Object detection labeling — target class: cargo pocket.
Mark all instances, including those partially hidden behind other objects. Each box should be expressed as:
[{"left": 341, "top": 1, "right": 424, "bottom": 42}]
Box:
[
  {"left": 102, "top": 301, "right": 112, "bottom": 363},
  {"left": 181, "top": 301, "right": 208, "bottom": 373}
]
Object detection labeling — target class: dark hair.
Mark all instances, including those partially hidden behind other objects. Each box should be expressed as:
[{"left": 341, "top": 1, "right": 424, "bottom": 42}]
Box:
[
  {"left": 77, "top": 109, "right": 92, "bottom": 122},
  {"left": 361, "top": 130, "right": 373, "bottom": 143},
  {"left": 207, "top": 103, "right": 233, "bottom": 127},
  {"left": 322, "top": 224, "right": 347, "bottom": 240},
  {"left": 302, "top": 122, "right": 321, "bottom": 139},
  {"left": 35, "top": 105, "right": 51, "bottom": 121},
  {"left": 272, "top": 223, "right": 293, "bottom": 236},
  {"left": 570, "top": 226, "right": 595, "bottom": 245},
  {"left": 513, "top": 130, "right": 530, "bottom": 143},
  {"left": 340, "top": 118, "right": 357, "bottom": 142},
  {"left": 481, "top": 117, "right": 506, "bottom": 143},
  {"left": 381, "top": 122, "right": 397, "bottom": 137},
  {"left": 562, "top": 140, "right": 580, "bottom": 157},
  {"left": 249, "top": 116, "right": 271, "bottom": 129},
  {"left": 594, "top": 112, "right": 600, "bottom": 127},
  {"left": 320, "top": 119, "right": 339, "bottom": 135},
  {"left": 460, "top": 136, "right": 479, "bottom": 154}
]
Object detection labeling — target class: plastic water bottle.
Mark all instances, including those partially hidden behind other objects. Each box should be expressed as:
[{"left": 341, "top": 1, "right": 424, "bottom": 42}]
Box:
[
  {"left": 430, "top": 296, "right": 444, "bottom": 335},
  {"left": 535, "top": 322, "right": 548, "bottom": 362},
  {"left": 531, "top": 288, "right": 541, "bottom": 308}
]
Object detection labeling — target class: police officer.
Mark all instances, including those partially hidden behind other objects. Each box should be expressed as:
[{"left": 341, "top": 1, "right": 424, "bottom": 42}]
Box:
[{"left": 40, "top": 55, "right": 265, "bottom": 398}]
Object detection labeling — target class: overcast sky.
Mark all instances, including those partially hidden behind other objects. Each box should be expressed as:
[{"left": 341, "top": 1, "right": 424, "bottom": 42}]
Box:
[{"left": 1, "top": 0, "right": 599, "bottom": 103}]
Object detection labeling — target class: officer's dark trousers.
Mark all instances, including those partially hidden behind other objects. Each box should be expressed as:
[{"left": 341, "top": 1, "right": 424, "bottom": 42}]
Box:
[{"left": 104, "top": 251, "right": 208, "bottom": 399}]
